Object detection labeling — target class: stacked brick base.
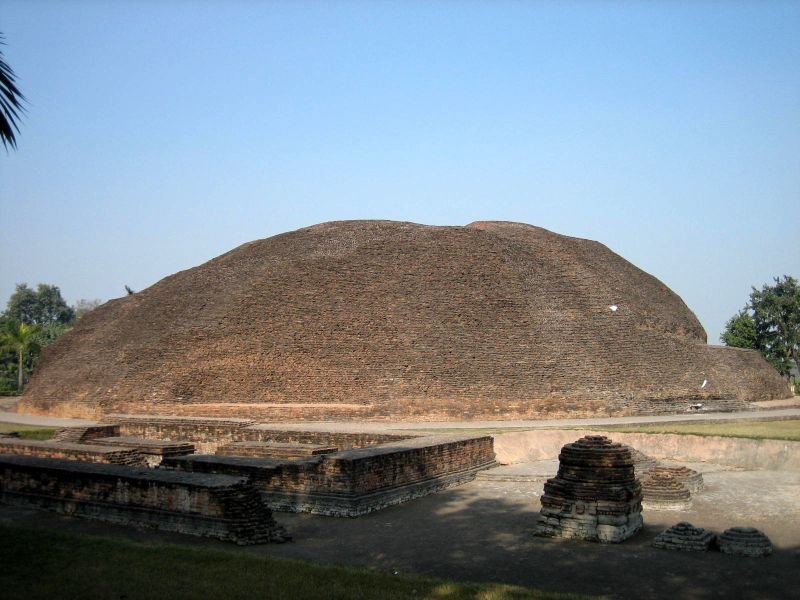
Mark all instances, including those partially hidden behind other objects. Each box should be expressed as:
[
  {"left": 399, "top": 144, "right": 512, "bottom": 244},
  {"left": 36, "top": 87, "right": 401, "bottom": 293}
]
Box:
[
  {"left": 0, "top": 455, "right": 288, "bottom": 544},
  {"left": 164, "top": 434, "right": 497, "bottom": 516}
]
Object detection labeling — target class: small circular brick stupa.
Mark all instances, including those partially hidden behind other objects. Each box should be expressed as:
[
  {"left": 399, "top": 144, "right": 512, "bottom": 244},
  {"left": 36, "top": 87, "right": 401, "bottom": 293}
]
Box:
[
  {"left": 652, "top": 522, "right": 715, "bottom": 551},
  {"left": 717, "top": 527, "right": 773, "bottom": 557},
  {"left": 536, "top": 435, "right": 643, "bottom": 543},
  {"left": 641, "top": 471, "right": 692, "bottom": 511},
  {"left": 653, "top": 465, "right": 704, "bottom": 493},
  {"left": 625, "top": 445, "right": 659, "bottom": 476}
]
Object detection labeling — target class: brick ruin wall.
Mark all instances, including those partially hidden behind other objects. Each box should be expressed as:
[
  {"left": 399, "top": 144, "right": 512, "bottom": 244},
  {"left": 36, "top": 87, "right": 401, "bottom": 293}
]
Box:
[
  {"left": 0, "top": 455, "right": 288, "bottom": 544},
  {"left": 0, "top": 438, "right": 146, "bottom": 467},
  {"left": 112, "top": 415, "right": 257, "bottom": 453},
  {"left": 237, "top": 426, "right": 416, "bottom": 449},
  {"left": 112, "top": 415, "right": 414, "bottom": 453},
  {"left": 18, "top": 221, "right": 791, "bottom": 421},
  {"left": 163, "top": 434, "right": 497, "bottom": 516}
]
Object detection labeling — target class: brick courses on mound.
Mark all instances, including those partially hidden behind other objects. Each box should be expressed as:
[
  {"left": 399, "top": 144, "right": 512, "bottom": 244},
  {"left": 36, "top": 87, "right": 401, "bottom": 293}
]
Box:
[
  {"left": 536, "top": 435, "right": 643, "bottom": 543},
  {"left": 652, "top": 522, "right": 715, "bottom": 551},
  {"left": 717, "top": 527, "right": 773, "bottom": 557},
  {"left": 0, "top": 455, "right": 289, "bottom": 544},
  {"left": 18, "top": 220, "right": 790, "bottom": 420}
]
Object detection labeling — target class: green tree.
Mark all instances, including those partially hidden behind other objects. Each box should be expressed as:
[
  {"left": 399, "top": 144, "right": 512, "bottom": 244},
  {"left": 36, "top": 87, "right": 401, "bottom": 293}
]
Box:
[
  {"left": 722, "top": 276, "right": 800, "bottom": 380},
  {"left": 2, "top": 284, "right": 78, "bottom": 391},
  {"left": 0, "top": 320, "right": 41, "bottom": 391},
  {"left": 750, "top": 276, "right": 800, "bottom": 378},
  {"left": 6, "top": 283, "right": 75, "bottom": 325},
  {"left": 0, "top": 33, "right": 26, "bottom": 150},
  {"left": 720, "top": 310, "right": 758, "bottom": 349}
]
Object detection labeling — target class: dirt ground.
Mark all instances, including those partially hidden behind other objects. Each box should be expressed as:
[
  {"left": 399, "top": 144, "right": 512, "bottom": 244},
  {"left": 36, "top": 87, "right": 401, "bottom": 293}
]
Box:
[{"left": 2, "top": 459, "right": 798, "bottom": 600}]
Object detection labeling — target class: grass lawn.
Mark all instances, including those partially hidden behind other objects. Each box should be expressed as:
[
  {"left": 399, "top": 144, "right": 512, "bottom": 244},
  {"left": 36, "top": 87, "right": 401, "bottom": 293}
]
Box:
[
  {"left": 593, "top": 419, "right": 800, "bottom": 441},
  {"left": 0, "top": 525, "right": 592, "bottom": 600},
  {"left": 0, "top": 423, "right": 56, "bottom": 439}
]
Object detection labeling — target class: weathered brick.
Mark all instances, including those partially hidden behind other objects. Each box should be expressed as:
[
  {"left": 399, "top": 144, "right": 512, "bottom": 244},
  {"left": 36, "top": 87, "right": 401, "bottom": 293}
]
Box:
[{"left": 17, "top": 221, "right": 789, "bottom": 421}]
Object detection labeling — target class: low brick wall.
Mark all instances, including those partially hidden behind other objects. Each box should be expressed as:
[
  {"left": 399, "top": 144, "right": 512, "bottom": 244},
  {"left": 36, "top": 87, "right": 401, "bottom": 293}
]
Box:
[
  {"left": 110, "top": 416, "right": 416, "bottom": 453},
  {"left": 0, "top": 455, "right": 289, "bottom": 544},
  {"left": 0, "top": 438, "right": 146, "bottom": 467},
  {"left": 51, "top": 424, "right": 121, "bottom": 444},
  {"left": 164, "top": 434, "right": 497, "bottom": 516},
  {"left": 92, "top": 436, "right": 195, "bottom": 467},
  {"left": 216, "top": 442, "right": 337, "bottom": 460},
  {"left": 111, "top": 415, "right": 256, "bottom": 453},
  {"left": 238, "top": 426, "right": 416, "bottom": 450}
]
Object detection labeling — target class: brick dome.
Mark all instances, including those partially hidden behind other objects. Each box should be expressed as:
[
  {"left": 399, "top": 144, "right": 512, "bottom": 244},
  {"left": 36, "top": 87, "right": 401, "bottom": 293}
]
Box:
[{"left": 19, "top": 220, "right": 790, "bottom": 420}]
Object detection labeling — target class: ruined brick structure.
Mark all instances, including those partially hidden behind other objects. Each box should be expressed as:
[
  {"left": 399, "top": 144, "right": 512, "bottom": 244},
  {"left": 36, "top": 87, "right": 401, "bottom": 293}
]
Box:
[
  {"left": 164, "top": 433, "right": 496, "bottom": 516},
  {"left": 650, "top": 465, "right": 704, "bottom": 493},
  {"left": 215, "top": 441, "right": 337, "bottom": 459},
  {"left": 717, "top": 527, "right": 773, "bottom": 557},
  {"left": 641, "top": 470, "right": 692, "bottom": 511},
  {"left": 17, "top": 220, "right": 790, "bottom": 420},
  {"left": 6, "top": 416, "right": 495, "bottom": 519},
  {"left": 0, "top": 455, "right": 289, "bottom": 544},
  {"left": 652, "top": 522, "right": 715, "bottom": 551},
  {"left": 0, "top": 438, "right": 146, "bottom": 467},
  {"left": 536, "top": 435, "right": 643, "bottom": 543}
]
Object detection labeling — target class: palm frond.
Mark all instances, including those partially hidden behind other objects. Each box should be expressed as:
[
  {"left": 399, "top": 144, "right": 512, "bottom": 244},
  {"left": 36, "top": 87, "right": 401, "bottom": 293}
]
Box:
[{"left": 0, "top": 33, "right": 27, "bottom": 151}]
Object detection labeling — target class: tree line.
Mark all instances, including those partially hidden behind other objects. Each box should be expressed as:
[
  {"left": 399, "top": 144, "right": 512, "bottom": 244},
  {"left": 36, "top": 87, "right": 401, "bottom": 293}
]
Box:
[
  {"left": 721, "top": 275, "right": 799, "bottom": 393},
  {"left": 0, "top": 284, "right": 101, "bottom": 392}
]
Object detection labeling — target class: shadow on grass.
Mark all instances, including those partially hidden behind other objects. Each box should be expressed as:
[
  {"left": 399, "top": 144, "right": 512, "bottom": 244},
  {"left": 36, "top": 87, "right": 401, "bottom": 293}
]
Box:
[
  {"left": 261, "top": 481, "right": 799, "bottom": 600},
  {"left": 1, "top": 476, "right": 798, "bottom": 600},
  {"left": 0, "top": 522, "right": 585, "bottom": 600}
]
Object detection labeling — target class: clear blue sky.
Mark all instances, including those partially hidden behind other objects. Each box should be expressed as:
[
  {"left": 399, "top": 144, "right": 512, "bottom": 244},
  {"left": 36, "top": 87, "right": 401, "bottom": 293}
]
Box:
[{"left": 1, "top": 1, "right": 798, "bottom": 344}]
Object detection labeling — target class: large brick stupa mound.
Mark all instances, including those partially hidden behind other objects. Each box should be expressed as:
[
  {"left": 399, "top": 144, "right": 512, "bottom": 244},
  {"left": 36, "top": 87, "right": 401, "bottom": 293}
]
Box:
[{"left": 19, "top": 221, "right": 789, "bottom": 420}]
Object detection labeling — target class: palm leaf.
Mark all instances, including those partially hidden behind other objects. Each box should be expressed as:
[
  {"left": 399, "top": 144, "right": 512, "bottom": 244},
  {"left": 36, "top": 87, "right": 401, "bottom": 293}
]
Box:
[{"left": 0, "top": 33, "right": 26, "bottom": 151}]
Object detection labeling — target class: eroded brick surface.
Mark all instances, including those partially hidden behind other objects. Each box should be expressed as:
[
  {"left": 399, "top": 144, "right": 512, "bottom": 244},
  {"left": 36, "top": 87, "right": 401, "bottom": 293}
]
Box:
[
  {"left": 0, "top": 438, "right": 146, "bottom": 467},
  {"left": 0, "top": 455, "right": 289, "bottom": 544},
  {"left": 163, "top": 434, "right": 497, "bottom": 516},
  {"left": 717, "top": 527, "right": 773, "bottom": 557},
  {"left": 17, "top": 221, "right": 790, "bottom": 420},
  {"left": 641, "top": 471, "right": 692, "bottom": 511},
  {"left": 652, "top": 522, "right": 715, "bottom": 551},
  {"left": 536, "top": 435, "right": 643, "bottom": 543},
  {"left": 216, "top": 441, "right": 337, "bottom": 459}
]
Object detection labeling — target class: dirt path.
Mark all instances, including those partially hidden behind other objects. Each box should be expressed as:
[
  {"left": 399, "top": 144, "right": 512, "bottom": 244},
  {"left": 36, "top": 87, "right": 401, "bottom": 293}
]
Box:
[{"left": 3, "top": 407, "right": 798, "bottom": 432}]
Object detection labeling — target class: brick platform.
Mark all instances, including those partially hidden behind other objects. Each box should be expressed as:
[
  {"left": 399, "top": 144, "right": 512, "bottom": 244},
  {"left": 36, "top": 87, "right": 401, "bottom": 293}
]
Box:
[
  {"left": 216, "top": 441, "right": 337, "bottom": 460},
  {"left": 164, "top": 434, "right": 497, "bottom": 516},
  {"left": 0, "top": 455, "right": 289, "bottom": 544},
  {"left": 92, "top": 436, "right": 195, "bottom": 466},
  {"left": 112, "top": 415, "right": 257, "bottom": 453},
  {"left": 0, "top": 438, "right": 146, "bottom": 467}
]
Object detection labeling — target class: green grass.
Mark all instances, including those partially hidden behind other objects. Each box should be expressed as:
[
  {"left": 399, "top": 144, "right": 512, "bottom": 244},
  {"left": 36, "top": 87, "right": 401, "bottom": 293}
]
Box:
[
  {"left": 402, "top": 420, "right": 800, "bottom": 442},
  {"left": 0, "top": 423, "right": 56, "bottom": 440},
  {"left": 591, "top": 419, "right": 800, "bottom": 442},
  {"left": 0, "top": 525, "right": 592, "bottom": 600}
]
